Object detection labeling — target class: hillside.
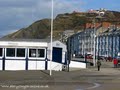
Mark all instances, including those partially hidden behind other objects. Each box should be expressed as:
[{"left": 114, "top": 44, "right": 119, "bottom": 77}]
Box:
[
  {"left": 3, "top": 19, "right": 51, "bottom": 39},
  {"left": 2, "top": 9, "right": 120, "bottom": 40}
]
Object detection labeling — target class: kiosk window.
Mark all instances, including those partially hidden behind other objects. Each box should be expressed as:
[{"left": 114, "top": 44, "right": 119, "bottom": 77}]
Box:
[
  {"left": 29, "top": 49, "right": 36, "bottom": 57},
  {"left": 6, "top": 48, "right": 15, "bottom": 57},
  {"left": 0, "top": 48, "right": 2, "bottom": 56},
  {"left": 29, "top": 49, "right": 45, "bottom": 58},
  {"left": 17, "top": 48, "right": 25, "bottom": 57},
  {"left": 38, "top": 49, "right": 45, "bottom": 57}
]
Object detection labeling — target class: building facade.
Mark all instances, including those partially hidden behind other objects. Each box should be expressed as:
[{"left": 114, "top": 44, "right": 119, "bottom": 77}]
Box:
[
  {"left": 97, "top": 28, "right": 120, "bottom": 58},
  {"left": 67, "top": 25, "right": 120, "bottom": 62},
  {"left": 67, "top": 29, "right": 94, "bottom": 58},
  {"left": 0, "top": 39, "right": 67, "bottom": 71}
]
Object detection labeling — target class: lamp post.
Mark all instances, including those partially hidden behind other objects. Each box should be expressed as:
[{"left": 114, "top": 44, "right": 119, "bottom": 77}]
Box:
[
  {"left": 50, "top": 0, "right": 54, "bottom": 76},
  {"left": 93, "top": 15, "right": 104, "bottom": 66},
  {"left": 93, "top": 21, "right": 96, "bottom": 66},
  {"left": 84, "top": 31, "right": 87, "bottom": 68}
]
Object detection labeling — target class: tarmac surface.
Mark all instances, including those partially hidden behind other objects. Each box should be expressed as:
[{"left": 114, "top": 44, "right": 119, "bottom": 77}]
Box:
[{"left": 0, "top": 61, "right": 120, "bottom": 90}]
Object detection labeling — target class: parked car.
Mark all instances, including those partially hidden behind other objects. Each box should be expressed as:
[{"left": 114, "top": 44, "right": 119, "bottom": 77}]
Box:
[
  {"left": 86, "top": 54, "right": 93, "bottom": 59},
  {"left": 75, "top": 54, "right": 84, "bottom": 58}
]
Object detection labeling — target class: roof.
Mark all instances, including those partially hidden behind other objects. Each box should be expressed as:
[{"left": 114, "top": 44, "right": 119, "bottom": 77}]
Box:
[
  {"left": 0, "top": 39, "right": 65, "bottom": 47},
  {"left": 0, "top": 38, "right": 51, "bottom": 43}
]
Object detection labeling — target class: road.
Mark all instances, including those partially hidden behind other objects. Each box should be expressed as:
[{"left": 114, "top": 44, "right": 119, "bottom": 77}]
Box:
[{"left": 0, "top": 61, "right": 120, "bottom": 90}]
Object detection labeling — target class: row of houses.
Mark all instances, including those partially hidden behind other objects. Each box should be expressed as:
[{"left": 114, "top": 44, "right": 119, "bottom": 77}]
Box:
[
  {"left": 67, "top": 29, "right": 94, "bottom": 59},
  {"left": 67, "top": 23, "right": 120, "bottom": 63},
  {"left": 97, "top": 28, "right": 120, "bottom": 58}
]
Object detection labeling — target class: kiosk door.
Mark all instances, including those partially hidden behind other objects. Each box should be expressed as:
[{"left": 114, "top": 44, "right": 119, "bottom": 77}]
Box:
[{"left": 52, "top": 47, "right": 62, "bottom": 63}]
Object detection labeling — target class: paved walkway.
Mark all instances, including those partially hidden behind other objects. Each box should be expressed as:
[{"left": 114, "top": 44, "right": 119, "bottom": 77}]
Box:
[{"left": 0, "top": 61, "right": 120, "bottom": 90}]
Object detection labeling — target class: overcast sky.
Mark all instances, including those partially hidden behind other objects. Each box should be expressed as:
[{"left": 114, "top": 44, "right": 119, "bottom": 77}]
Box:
[{"left": 0, "top": 0, "right": 120, "bottom": 37}]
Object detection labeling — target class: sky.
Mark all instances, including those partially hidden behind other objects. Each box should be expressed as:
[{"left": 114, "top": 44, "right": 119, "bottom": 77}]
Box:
[{"left": 0, "top": 0, "right": 120, "bottom": 37}]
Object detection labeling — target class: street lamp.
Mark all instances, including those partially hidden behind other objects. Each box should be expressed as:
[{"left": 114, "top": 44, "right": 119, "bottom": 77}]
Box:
[
  {"left": 84, "top": 31, "right": 87, "bottom": 68},
  {"left": 93, "top": 25, "right": 96, "bottom": 66},
  {"left": 93, "top": 15, "right": 104, "bottom": 66},
  {"left": 50, "top": 0, "right": 54, "bottom": 76}
]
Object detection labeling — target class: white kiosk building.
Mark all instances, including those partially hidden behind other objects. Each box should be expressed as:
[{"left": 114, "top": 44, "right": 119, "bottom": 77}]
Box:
[{"left": 0, "top": 39, "right": 67, "bottom": 71}]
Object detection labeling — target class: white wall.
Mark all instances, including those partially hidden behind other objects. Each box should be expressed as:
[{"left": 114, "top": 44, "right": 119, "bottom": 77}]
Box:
[
  {"left": 5, "top": 60, "right": 26, "bottom": 70},
  {"left": 48, "top": 41, "right": 67, "bottom": 51},
  {"left": 28, "top": 61, "right": 45, "bottom": 70},
  {"left": 69, "top": 61, "right": 86, "bottom": 68},
  {"left": 47, "top": 61, "right": 62, "bottom": 71},
  {"left": 5, "top": 60, "right": 46, "bottom": 70},
  {"left": 0, "top": 41, "right": 48, "bottom": 47},
  {"left": 0, "top": 60, "right": 2, "bottom": 70}
]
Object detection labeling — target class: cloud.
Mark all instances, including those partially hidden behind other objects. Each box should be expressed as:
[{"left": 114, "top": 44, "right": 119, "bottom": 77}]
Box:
[
  {"left": 0, "top": 0, "right": 38, "bottom": 8},
  {"left": 0, "top": 0, "right": 52, "bottom": 34},
  {"left": 53, "top": 0, "right": 84, "bottom": 15}
]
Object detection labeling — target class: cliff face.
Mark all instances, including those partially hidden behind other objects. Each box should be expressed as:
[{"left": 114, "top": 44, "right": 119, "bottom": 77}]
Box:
[{"left": 2, "top": 10, "right": 120, "bottom": 39}]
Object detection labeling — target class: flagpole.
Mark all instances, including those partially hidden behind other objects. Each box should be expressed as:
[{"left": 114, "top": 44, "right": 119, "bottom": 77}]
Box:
[{"left": 50, "top": 0, "right": 53, "bottom": 76}]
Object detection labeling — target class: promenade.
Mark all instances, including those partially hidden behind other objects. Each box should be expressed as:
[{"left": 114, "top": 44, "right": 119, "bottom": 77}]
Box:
[{"left": 0, "top": 61, "right": 120, "bottom": 90}]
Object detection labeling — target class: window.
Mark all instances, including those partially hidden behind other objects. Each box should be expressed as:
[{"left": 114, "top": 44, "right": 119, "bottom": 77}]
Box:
[
  {"left": 6, "top": 48, "right": 15, "bottom": 57},
  {"left": 29, "top": 49, "right": 36, "bottom": 57},
  {"left": 6, "top": 48, "right": 25, "bottom": 58},
  {"left": 17, "top": 48, "right": 25, "bottom": 57},
  {"left": 29, "top": 48, "right": 45, "bottom": 58},
  {"left": 0, "top": 48, "right": 3, "bottom": 57},
  {"left": 38, "top": 49, "right": 45, "bottom": 57}
]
